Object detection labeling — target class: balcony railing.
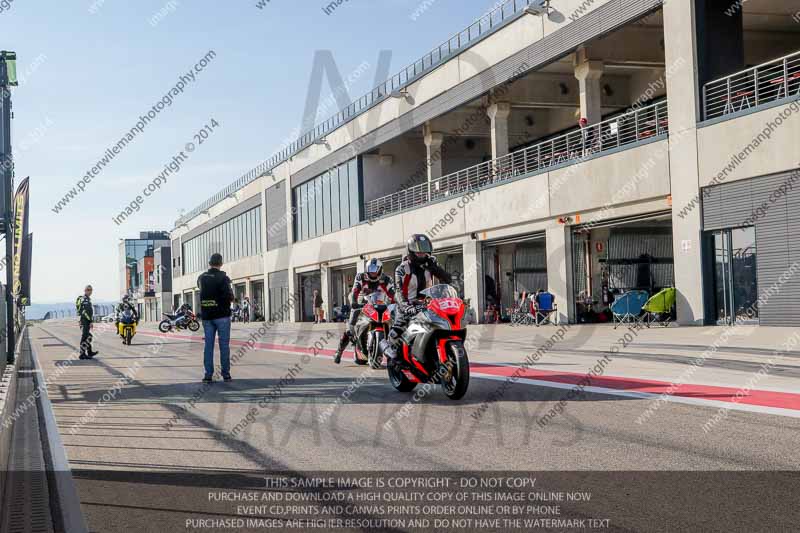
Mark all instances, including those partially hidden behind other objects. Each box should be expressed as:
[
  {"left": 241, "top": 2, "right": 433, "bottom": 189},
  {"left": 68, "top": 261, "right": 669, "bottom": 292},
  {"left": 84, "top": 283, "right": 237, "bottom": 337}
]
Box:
[
  {"left": 365, "top": 100, "right": 669, "bottom": 221},
  {"left": 704, "top": 50, "right": 800, "bottom": 121},
  {"left": 176, "top": 0, "right": 535, "bottom": 227}
]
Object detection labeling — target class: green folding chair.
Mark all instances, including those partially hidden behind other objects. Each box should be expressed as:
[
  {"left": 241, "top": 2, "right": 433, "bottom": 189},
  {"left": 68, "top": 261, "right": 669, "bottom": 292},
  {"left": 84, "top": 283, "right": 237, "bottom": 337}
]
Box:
[{"left": 641, "top": 287, "right": 676, "bottom": 327}]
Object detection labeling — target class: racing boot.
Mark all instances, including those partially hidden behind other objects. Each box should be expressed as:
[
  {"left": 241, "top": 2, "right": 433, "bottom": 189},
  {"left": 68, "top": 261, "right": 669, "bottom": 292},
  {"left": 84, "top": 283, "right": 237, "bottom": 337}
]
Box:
[
  {"left": 380, "top": 328, "right": 403, "bottom": 366},
  {"left": 333, "top": 331, "right": 351, "bottom": 364}
]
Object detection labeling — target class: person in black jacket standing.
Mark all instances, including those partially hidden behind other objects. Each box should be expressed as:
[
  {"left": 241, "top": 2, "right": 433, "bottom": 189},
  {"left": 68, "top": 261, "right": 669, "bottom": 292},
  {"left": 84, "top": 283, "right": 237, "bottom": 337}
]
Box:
[
  {"left": 197, "top": 253, "right": 235, "bottom": 383},
  {"left": 76, "top": 285, "right": 99, "bottom": 360}
]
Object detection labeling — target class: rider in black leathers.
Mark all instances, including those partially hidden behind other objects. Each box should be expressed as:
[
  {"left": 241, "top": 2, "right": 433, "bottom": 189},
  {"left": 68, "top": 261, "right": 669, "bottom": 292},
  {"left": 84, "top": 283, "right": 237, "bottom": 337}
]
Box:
[
  {"left": 382, "top": 234, "right": 452, "bottom": 362},
  {"left": 333, "top": 258, "right": 395, "bottom": 364},
  {"left": 77, "top": 285, "right": 99, "bottom": 359}
]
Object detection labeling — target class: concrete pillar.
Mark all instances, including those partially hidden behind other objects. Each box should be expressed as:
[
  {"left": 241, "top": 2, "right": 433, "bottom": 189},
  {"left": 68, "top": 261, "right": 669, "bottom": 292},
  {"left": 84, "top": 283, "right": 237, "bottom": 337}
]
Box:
[
  {"left": 574, "top": 52, "right": 604, "bottom": 124},
  {"left": 320, "top": 266, "right": 332, "bottom": 323},
  {"left": 462, "top": 240, "right": 483, "bottom": 324},
  {"left": 487, "top": 102, "right": 512, "bottom": 160},
  {"left": 545, "top": 225, "right": 573, "bottom": 325},
  {"left": 287, "top": 272, "right": 298, "bottom": 323},
  {"left": 244, "top": 279, "right": 253, "bottom": 321},
  {"left": 664, "top": 0, "right": 705, "bottom": 325},
  {"left": 423, "top": 124, "right": 444, "bottom": 182}
]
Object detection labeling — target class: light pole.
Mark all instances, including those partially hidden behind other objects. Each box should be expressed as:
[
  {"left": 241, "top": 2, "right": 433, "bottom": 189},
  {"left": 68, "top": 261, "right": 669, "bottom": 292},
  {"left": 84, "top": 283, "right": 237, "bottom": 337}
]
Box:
[{"left": 0, "top": 51, "right": 17, "bottom": 364}]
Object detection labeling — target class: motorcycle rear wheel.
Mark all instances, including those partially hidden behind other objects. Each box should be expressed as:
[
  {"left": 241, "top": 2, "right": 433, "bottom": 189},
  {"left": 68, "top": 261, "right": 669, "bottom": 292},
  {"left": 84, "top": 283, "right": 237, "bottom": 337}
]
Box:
[
  {"left": 188, "top": 320, "right": 200, "bottom": 332},
  {"left": 441, "top": 341, "right": 470, "bottom": 400},
  {"left": 387, "top": 360, "right": 417, "bottom": 392},
  {"left": 158, "top": 320, "right": 171, "bottom": 333}
]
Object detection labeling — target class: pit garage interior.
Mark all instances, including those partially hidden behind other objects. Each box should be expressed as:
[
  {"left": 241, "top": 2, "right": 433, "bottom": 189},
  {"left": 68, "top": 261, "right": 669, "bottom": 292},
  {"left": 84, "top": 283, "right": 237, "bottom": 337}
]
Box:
[
  {"left": 481, "top": 234, "right": 548, "bottom": 319},
  {"left": 571, "top": 212, "right": 675, "bottom": 324}
]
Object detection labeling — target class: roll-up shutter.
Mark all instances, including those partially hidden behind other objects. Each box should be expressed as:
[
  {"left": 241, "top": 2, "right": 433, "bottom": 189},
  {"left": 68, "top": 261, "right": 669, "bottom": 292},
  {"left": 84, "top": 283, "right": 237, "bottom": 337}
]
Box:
[
  {"left": 702, "top": 169, "right": 800, "bottom": 325},
  {"left": 606, "top": 227, "right": 674, "bottom": 291},
  {"left": 513, "top": 240, "right": 548, "bottom": 294}
]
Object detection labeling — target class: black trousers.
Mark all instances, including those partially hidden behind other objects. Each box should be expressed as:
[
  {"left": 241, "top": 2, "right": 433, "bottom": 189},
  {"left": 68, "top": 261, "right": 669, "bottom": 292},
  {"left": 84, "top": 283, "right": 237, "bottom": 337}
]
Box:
[
  {"left": 80, "top": 321, "right": 93, "bottom": 354},
  {"left": 337, "top": 309, "right": 361, "bottom": 351},
  {"left": 347, "top": 308, "right": 361, "bottom": 332}
]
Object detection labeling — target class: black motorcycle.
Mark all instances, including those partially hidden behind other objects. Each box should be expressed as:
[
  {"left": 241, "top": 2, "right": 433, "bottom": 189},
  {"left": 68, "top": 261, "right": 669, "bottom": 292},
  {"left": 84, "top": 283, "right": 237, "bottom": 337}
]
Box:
[
  {"left": 158, "top": 308, "right": 200, "bottom": 333},
  {"left": 380, "top": 284, "right": 470, "bottom": 400}
]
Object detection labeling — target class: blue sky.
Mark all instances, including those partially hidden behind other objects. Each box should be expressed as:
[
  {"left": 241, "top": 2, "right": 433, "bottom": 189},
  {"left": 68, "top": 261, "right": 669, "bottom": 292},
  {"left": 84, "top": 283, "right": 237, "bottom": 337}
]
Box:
[{"left": 3, "top": 0, "right": 499, "bottom": 303}]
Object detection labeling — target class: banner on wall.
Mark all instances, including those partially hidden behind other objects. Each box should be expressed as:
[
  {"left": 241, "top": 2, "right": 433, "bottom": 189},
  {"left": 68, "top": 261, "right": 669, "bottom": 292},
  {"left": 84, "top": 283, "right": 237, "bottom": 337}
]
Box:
[
  {"left": 12, "top": 177, "right": 30, "bottom": 305},
  {"left": 19, "top": 233, "right": 32, "bottom": 306}
]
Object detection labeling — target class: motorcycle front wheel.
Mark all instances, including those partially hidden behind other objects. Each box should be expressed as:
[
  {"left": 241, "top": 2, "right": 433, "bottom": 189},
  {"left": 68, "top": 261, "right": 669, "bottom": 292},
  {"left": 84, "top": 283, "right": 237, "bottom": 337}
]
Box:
[
  {"left": 125, "top": 330, "right": 133, "bottom": 345},
  {"left": 387, "top": 360, "right": 417, "bottom": 392},
  {"left": 441, "top": 341, "right": 470, "bottom": 400},
  {"left": 368, "top": 331, "right": 384, "bottom": 369},
  {"left": 158, "top": 320, "right": 171, "bottom": 333},
  {"left": 188, "top": 320, "right": 200, "bottom": 332}
]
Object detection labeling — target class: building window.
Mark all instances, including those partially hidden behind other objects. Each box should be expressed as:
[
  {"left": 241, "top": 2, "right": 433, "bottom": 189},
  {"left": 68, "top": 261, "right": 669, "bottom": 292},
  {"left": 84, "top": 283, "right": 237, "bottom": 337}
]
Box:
[
  {"left": 291, "top": 157, "right": 361, "bottom": 242},
  {"left": 181, "top": 206, "right": 262, "bottom": 274},
  {"left": 331, "top": 169, "right": 341, "bottom": 232}
]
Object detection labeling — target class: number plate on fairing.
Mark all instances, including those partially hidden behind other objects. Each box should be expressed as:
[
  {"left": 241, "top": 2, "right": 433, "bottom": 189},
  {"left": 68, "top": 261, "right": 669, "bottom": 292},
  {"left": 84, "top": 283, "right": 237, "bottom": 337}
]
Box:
[{"left": 437, "top": 298, "right": 461, "bottom": 311}]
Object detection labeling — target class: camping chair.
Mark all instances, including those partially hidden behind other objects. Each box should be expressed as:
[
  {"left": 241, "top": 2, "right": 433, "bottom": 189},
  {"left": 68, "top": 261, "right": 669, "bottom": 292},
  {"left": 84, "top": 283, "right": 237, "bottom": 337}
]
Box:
[
  {"left": 641, "top": 287, "right": 676, "bottom": 327},
  {"left": 511, "top": 296, "right": 536, "bottom": 326},
  {"left": 611, "top": 290, "right": 649, "bottom": 329},
  {"left": 534, "top": 292, "right": 558, "bottom": 326}
]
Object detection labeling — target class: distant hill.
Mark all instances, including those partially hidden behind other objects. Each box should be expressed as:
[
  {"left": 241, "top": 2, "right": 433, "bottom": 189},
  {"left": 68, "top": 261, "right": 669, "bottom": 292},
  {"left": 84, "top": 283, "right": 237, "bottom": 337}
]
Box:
[{"left": 25, "top": 301, "right": 116, "bottom": 320}]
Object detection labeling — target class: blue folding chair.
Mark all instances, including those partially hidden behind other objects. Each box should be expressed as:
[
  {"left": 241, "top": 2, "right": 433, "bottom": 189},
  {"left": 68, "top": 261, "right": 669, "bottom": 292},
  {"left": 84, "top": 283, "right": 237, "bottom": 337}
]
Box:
[
  {"left": 611, "top": 290, "right": 649, "bottom": 329},
  {"left": 534, "top": 292, "right": 558, "bottom": 326}
]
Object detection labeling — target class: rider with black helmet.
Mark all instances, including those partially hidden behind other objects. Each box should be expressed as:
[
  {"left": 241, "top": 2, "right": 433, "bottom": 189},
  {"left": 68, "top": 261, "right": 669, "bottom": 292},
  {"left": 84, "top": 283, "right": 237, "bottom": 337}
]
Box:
[
  {"left": 115, "top": 295, "right": 140, "bottom": 336},
  {"left": 333, "top": 258, "right": 395, "bottom": 364},
  {"left": 382, "top": 234, "right": 452, "bottom": 361}
]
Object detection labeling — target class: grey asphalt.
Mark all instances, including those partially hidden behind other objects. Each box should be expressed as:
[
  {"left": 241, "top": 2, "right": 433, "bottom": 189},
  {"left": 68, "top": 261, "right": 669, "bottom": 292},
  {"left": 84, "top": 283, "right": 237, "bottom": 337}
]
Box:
[{"left": 28, "top": 320, "right": 800, "bottom": 533}]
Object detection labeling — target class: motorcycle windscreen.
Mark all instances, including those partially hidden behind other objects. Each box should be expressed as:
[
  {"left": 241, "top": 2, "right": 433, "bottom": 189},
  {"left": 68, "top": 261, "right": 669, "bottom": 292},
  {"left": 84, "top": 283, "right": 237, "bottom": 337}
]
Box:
[{"left": 420, "top": 284, "right": 458, "bottom": 299}]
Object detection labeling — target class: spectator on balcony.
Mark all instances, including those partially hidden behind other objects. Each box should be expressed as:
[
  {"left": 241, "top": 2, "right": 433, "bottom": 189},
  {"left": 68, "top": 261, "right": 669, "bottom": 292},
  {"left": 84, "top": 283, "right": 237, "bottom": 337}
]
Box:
[{"left": 579, "top": 117, "right": 596, "bottom": 156}]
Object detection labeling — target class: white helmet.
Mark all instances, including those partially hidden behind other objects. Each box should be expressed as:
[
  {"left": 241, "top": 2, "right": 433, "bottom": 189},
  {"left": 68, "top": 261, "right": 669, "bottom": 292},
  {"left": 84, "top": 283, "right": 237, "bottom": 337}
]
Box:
[{"left": 365, "top": 258, "right": 383, "bottom": 281}]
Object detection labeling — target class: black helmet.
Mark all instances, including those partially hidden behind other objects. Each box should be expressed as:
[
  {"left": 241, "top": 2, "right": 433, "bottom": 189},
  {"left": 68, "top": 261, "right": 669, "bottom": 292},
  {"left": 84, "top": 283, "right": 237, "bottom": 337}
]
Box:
[
  {"left": 407, "top": 234, "right": 433, "bottom": 260},
  {"left": 365, "top": 258, "right": 383, "bottom": 281}
]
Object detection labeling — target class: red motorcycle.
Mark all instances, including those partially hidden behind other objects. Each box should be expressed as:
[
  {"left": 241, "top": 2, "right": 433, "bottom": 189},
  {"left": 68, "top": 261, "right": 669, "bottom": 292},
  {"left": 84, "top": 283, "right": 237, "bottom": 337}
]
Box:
[
  {"left": 381, "top": 284, "right": 470, "bottom": 400},
  {"left": 351, "top": 292, "right": 392, "bottom": 368}
]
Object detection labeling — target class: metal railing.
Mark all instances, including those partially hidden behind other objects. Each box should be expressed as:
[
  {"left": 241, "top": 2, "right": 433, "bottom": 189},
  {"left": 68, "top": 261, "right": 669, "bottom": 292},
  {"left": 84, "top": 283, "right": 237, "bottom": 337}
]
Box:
[
  {"left": 704, "top": 50, "right": 800, "bottom": 120},
  {"left": 175, "top": 0, "right": 534, "bottom": 227},
  {"left": 365, "top": 100, "right": 669, "bottom": 221}
]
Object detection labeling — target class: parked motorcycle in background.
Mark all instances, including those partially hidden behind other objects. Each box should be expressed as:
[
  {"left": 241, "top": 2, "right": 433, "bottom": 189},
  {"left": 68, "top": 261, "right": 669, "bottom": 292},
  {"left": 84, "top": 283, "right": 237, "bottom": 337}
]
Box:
[
  {"left": 379, "top": 284, "right": 470, "bottom": 400},
  {"left": 159, "top": 307, "right": 200, "bottom": 333}
]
